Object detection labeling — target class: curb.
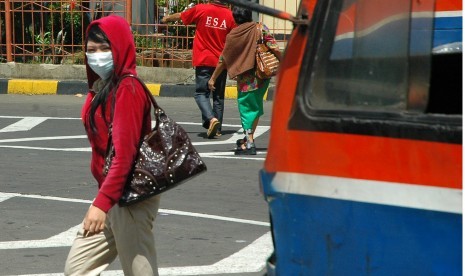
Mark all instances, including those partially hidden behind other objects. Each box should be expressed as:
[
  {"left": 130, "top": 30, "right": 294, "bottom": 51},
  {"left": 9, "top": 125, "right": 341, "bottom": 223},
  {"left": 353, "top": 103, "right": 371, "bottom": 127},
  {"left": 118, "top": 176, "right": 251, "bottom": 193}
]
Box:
[{"left": 0, "top": 79, "right": 275, "bottom": 100}]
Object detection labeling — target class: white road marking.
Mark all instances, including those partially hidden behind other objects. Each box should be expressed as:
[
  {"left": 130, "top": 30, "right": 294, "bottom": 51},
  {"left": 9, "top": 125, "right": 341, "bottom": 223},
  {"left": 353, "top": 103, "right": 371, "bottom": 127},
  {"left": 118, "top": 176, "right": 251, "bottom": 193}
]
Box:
[
  {"left": 0, "top": 193, "right": 17, "bottom": 202},
  {"left": 0, "top": 145, "right": 91, "bottom": 151},
  {"left": 0, "top": 116, "right": 80, "bottom": 120},
  {"left": 1, "top": 192, "right": 273, "bottom": 275},
  {"left": 0, "top": 192, "right": 92, "bottom": 204},
  {"left": 0, "top": 224, "right": 81, "bottom": 249},
  {"left": 0, "top": 117, "right": 269, "bottom": 160},
  {"left": 0, "top": 192, "right": 270, "bottom": 227},
  {"left": 0, "top": 117, "right": 48, "bottom": 133},
  {"left": 0, "top": 145, "right": 267, "bottom": 161},
  {"left": 0, "top": 118, "right": 269, "bottom": 145},
  {"left": 6, "top": 232, "right": 272, "bottom": 276},
  {"left": 154, "top": 121, "right": 268, "bottom": 146},
  {"left": 173, "top": 122, "right": 243, "bottom": 127},
  {"left": 159, "top": 209, "right": 270, "bottom": 226},
  {"left": 194, "top": 125, "right": 269, "bottom": 146},
  {"left": 202, "top": 151, "right": 266, "bottom": 161},
  {"left": 0, "top": 135, "right": 86, "bottom": 143},
  {"left": 0, "top": 128, "right": 268, "bottom": 147}
]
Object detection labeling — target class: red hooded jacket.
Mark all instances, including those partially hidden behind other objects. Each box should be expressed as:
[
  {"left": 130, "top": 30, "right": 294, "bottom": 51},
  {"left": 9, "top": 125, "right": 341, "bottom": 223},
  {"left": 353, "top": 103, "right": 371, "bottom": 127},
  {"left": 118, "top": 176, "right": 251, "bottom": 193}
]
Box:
[{"left": 81, "top": 15, "right": 151, "bottom": 213}]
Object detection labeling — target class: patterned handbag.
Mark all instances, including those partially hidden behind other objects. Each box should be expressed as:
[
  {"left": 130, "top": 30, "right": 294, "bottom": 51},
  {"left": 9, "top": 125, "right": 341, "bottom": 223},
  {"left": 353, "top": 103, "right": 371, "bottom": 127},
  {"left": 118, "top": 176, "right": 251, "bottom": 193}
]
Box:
[
  {"left": 255, "top": 23, "right": 280, "bottom": 79},
  {"left": 103, "top": 75, "right": 207, "bottom": 206}
]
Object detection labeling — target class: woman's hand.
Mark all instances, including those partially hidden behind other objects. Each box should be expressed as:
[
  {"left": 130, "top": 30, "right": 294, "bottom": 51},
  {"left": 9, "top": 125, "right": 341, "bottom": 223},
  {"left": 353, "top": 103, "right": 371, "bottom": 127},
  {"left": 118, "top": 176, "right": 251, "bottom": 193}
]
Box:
[
  {"left": 209, "top": 59, "right": 226, "bottom": 92},
  {"left": 83, "top": 205, "right": 106, "bottom": 237},
  {"left": 208, "top": 78, "right": 216, "bottom": 92}
]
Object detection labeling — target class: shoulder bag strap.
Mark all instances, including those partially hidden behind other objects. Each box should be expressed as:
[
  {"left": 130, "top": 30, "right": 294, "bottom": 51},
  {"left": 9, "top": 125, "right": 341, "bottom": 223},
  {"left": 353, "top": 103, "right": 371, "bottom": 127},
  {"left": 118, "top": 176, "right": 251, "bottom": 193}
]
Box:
[
  {"left": 110, "top": 74, "right": 161, "bottom": 123},
  {"left": 107, "top": 74, "right": 160, "bottom": 141}
]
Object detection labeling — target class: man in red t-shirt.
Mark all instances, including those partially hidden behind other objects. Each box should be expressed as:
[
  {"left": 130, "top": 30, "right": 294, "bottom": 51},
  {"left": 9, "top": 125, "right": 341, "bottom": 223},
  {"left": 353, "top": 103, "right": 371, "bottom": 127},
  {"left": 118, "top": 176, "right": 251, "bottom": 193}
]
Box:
[{"left": 162, "top": 1, "right": 235, "bottom": 138}]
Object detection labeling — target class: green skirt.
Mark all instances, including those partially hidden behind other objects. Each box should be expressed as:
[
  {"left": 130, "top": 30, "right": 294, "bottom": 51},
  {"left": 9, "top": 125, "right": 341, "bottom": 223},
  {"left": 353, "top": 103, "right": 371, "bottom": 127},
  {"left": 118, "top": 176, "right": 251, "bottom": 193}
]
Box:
[{"left": 237, "top": 79, "right": 270, "bottom": 131}]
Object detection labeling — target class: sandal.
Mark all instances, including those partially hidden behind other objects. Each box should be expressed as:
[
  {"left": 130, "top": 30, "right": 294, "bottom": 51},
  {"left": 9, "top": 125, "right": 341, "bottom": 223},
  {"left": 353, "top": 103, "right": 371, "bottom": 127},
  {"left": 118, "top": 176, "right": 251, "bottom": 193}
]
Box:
[
  {"left": 236, "top": 136, "right": 247, "bottom": 147},
  {"left": 207, "top": 119, "right": 219, "bottom": 139},
  {"left": 234, "top": 143, "right": 256, "bottom": 155}
]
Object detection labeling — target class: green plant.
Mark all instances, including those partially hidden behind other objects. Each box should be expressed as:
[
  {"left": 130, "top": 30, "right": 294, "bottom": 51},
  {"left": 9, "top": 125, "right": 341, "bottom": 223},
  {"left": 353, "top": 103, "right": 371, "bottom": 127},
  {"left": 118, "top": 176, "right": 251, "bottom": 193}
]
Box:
[
  {"left": 34, "top": 31, "right": 53, "bottom": 64},
  {"left": 35, "top": 32, "right": 52, "bottom": 50},
  {"left": 134, "top": 32, "right": 157, "bottom": 49},
  {"left": 47, "top": 3, "right": 84, "bottom": 46}
]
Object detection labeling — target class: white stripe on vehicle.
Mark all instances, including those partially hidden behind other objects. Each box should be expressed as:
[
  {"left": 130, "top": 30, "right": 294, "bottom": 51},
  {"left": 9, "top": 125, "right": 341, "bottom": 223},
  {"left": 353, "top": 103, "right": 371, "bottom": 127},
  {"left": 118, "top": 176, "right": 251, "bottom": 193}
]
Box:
[{"left": 271, "top": 172, "right": 462, "bottom": 214}]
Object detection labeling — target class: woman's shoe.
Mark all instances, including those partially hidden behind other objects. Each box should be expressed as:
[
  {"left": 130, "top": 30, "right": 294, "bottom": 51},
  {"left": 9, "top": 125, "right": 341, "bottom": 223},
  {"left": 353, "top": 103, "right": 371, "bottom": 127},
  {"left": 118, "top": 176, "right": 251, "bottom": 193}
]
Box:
[{"left": 234, "top": 143, "right": 256, "bottom": 155}]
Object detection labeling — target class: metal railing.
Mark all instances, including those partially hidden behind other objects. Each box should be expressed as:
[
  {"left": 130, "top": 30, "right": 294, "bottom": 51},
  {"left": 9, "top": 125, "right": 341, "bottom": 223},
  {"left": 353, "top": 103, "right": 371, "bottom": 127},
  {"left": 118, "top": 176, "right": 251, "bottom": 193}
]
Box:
[{"left": 0, "top": 0, "right": 298, "bottom": 67}]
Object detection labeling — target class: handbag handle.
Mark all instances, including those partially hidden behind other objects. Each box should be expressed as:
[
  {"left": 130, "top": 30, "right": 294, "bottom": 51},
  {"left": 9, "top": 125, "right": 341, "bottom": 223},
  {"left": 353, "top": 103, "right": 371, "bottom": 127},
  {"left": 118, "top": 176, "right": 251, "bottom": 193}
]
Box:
[
  {"left": 109, "top": 74, "right": 164, "bottom": 125},
  {"left": 116, "top": 74, "right": 161, "bottom": 110},
  {"left": 257, "top": 22, "right": 264, "bottom": 44},
  {"left": 255, "top": 23, "right": 281, "bottom": 62},
  {"left": 106, "top": 74, "right": 163, "bottom": 145}
]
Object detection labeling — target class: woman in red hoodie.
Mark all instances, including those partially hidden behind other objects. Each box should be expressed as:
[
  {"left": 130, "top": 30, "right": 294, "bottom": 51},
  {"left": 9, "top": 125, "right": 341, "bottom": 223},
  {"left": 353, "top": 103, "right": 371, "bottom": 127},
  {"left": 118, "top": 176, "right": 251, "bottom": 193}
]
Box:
[{"left": 64, "top": 15, "right": 161, "bottom": 276}]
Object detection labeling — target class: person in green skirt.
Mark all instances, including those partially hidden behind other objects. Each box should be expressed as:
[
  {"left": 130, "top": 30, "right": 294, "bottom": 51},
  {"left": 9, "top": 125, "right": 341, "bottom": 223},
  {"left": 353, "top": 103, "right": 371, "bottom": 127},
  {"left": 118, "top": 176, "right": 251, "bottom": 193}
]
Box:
[{"left": 208, "top": 6, "right": 281, "bottom": 155}]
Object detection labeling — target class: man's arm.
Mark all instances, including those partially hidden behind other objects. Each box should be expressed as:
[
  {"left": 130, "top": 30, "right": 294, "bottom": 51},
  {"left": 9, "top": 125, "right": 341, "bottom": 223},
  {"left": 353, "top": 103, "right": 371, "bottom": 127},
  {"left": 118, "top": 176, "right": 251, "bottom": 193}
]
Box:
[{"left": 162, "top": 13, "right": 182, "bottom": 23}]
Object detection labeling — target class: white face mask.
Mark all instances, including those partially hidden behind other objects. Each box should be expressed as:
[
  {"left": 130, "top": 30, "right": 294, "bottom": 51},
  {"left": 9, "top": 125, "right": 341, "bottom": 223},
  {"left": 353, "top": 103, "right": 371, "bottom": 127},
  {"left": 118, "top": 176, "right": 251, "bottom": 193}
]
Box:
[{"left": 86, "top": 51, "right": 114, "bottom": 80}]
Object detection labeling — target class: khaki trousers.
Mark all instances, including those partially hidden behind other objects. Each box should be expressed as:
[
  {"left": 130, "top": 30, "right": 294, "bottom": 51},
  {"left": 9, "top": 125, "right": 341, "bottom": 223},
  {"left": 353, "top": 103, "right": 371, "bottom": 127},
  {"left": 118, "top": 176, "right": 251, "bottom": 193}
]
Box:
[{"left": 64, "top": 195, "right": 161, "bottom": 276}]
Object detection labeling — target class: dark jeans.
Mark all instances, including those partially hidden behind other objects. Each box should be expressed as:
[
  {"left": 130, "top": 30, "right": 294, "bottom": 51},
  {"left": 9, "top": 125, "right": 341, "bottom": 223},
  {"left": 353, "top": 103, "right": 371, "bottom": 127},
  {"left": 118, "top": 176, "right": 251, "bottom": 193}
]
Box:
[{"left": 194, "top": 66, "right": 227, "bottom": 131}]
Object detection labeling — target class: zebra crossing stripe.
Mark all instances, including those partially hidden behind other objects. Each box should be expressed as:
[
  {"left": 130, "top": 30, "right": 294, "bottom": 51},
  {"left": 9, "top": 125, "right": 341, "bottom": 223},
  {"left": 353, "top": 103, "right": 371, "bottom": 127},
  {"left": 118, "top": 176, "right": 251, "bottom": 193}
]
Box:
[{"left": 0, "top": 117, "right": 48, "bottom": 132}]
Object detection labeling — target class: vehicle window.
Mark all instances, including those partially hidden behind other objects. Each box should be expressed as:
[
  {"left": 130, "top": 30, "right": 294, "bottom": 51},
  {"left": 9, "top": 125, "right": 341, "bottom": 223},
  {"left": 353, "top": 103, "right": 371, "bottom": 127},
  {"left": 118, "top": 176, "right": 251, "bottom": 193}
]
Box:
[{"left": 303, "top": 0, "right": 435, "bottom": 112}]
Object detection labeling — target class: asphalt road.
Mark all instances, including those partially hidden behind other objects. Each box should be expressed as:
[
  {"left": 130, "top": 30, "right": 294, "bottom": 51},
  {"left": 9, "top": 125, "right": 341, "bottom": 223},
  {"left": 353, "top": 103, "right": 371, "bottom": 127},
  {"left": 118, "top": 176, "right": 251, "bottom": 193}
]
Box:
[{"left": 0, "top": 94, "right": 274, "bottom": 276}]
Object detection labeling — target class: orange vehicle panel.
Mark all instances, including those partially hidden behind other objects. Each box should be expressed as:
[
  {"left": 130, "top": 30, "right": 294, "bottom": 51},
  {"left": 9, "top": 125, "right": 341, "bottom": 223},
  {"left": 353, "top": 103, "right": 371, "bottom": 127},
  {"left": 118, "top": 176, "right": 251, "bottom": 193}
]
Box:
[{"left": 265, "top": 0, "right": 462, "bottom": 190}]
